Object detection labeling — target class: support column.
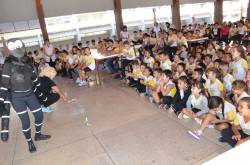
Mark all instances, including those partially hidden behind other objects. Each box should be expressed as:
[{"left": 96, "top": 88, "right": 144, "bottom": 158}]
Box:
[
  {"left": 247, "top": 0, "right": 250, "bottom": 19},
  {"left": 35, "top": 0, "right": 49, "bottom": 41},
  {"left": 214, "top": 0, "right": 223, "bottom": 24},
  {"left": 114, "top": 0, "right": 124, "bottom": 39},
  {"left": 171, "top": 0, "right": 181, "bottom": 30}
]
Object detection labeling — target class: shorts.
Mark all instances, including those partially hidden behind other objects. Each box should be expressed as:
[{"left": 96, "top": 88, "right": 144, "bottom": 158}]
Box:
[{"left": 84, "top": 67, "right": 92, "bottom": 73}]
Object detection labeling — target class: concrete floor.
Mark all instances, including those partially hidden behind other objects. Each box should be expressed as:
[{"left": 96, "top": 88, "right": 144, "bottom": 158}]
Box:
[{"left": 0, "top": 77, "right": 231, "bottom": 165}]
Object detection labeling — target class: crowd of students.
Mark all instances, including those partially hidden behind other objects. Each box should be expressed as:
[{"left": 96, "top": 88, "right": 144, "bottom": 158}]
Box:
[{"left": 25, "top": 17, "right": 250, "bottom": 148}]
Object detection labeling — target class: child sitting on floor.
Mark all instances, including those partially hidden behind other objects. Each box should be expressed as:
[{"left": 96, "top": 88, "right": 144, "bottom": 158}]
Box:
[
  {"left": 136, "top": 66, "right": 154, "bottom": 96},
  {"left": 152, "top": 70, "right": 176, "bottom": 108},
  {"left": 149, "top": 69, "right": 162, "bottom": 102},
  {"left": 78, "top": 47, "right": 95, "bottom": 87},
  {"left": 219, "top": 61, "right": 235, "bottom": 96},
  {"left": 159, "top": 52, "right": 172, "bottom": 71},
  {"left": 192, "top": 68, "right": 206, "bottom": 85},
  {"left": 188, "top": 96, "right": 237, "bottom": 140},
  {"left": 168, "top": 76, "right": 191, "bottom": 114},
  {"left": 173, "top": 62, "right": 186, "bottom": 81},
  {"left": 221, "top": 97, "right": 250, "bottom": 147},
  {"left": 178, "top": 81, "right": 208, "bottom": 120},
  {"left": 205, "top": 67, "right": 225, "bottom": 97},
  {"left": 230, "top": 46, "right": 248, "bottom": 80},
  {"left": 232, "top": 80, "right": 250, "bottom": 104},
  {"left": 126, "top": 61, "right": 142, "bottom": 87}
]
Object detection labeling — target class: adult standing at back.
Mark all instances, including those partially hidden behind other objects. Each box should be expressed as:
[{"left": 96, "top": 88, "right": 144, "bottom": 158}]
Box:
[{"left": 43, "top": 39, "right": 56, "bottom": 68}]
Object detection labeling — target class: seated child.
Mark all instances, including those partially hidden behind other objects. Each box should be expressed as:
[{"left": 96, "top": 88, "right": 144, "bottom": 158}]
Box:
[
  {"left": 143, "top": 50, "right": 155, "bottom": 69},
  {"left": 245, "top": 69, "right": 250, "bottom": 93},
  {"left": 232, "top": 80, "right": 250, "bottom": 104},
  {"left": 136, "top": 66, "right": 154, "bottom": 96},
  {"left": 204, "top": 54, "right": 214, "bottom": 69},
  {"left": 159, "top": 52, "right": 172, "bottom": 71},
  {"left": 78, "top": 47, "right": 95, "bottom": 87},
  {"left": 188, "top": 96, "right": 237, "bottom": 140},
  {"left": 126, "top": 61, "right": 142, "bottom": 87},
  {"left": 152, "top": 70, "right": 176, "bottom": 108},
  {"left": 186, "top": 55, "right": 196, "bottom": 75},
  {"left": 178, "top": 81, "right": 208, "bottom": 119},
  {"left": 219, "top": 61, "right": 235, "bottom": 95},
  {"left": 120, "top": 41, "right": 136, "bottom": 79},
  {"left": 168, "top": 76, "right": 191, "bottom": 114},
  {"left": 221, "top": 97, "right": 250, "bottom": 147},
  {"left": 173, "top": 62, "right": 186, "bottom": 81},
  {"left": 149, "top": 69, "right": 162, "bottom": 102},
  {"left": 205, "top": 67, "right": 225, "bottom": 97},
  {"left": 192, "top": 68, "right": 206, "bottom": 85}
]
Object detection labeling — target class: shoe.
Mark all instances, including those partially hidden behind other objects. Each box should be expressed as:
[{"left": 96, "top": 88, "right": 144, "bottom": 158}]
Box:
[
  {"left": 1, "top": 132, "right": 9, "bottom": 142},
  {"left": 35, "top": 133, "right": 51, "bottom": 141},
  {"left": 42, "top": 107, "right": 52, "bottom": 113},
  {"left": 177, "top": 112, "right": 183, "bottom": 119},
  {"left": 188, "top": 130, "right": 201, "bottom": 140},
  {"left": 140, "top": 93, "right": 146, "bottom": 97},
  {"left": 28, "top": 140, "right": 37, "bottom": 153},
  {"left": 183, "top": 114, "right": 190, "bottom": 119},
  {"left": 194, "top": 118, "right": 202, "bottom": 125},
  {"left": 207, "top": 124, "right": 214, "bottom": 129},
  {"left": 77, "top": 81, "right": 87, "bottom": 87},
  {"left": 75, "top": 78, "right": 80, "bottom": 84},
  {"left": 149, "top": 97, "right": 154, "bottom": 103}
]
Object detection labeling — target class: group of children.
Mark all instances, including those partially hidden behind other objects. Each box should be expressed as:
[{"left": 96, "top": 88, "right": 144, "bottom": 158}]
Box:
[
  {"left": 108, "top": 20, "right": 250, "bottom": 148},
  {"left": 27, "top": 18, "right": 250, "bottom": 147}
]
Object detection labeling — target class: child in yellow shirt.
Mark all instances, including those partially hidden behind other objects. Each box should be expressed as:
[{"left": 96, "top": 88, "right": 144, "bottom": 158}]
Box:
[
  {"left": 221, "top": 97, "right": 250, "bottom": 147},
  {"left": 205, "top": 68, "right": 225, "bottom": 97}
]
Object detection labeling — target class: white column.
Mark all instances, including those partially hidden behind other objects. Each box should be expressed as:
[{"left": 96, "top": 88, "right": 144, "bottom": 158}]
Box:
[
  {"left": 37, "top": 32, "right": 43, "bottom": 48},
  {"left": 71, "top": 15, "right": 81, "bottom": 42}
]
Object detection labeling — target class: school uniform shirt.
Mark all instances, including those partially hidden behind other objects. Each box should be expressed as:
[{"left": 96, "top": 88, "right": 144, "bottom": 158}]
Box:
[
  {"left": 205, "top": 79, "right": 224, "bottom": 97},
  {"left": 163, "top": 80, "right": 176, "bottom": 97},
  {"left": 231, "top": 58, "right": 248, "bottom": 80},
  {"left": 238, "top": 26, "right": 247, "bottom": 35},
  {"left": 236, "top": 92, "right": 250, "bottom": 103},
  {"left": 144, "top": 57, "right": 155, "bottom": 69},
  {"left": 132, "top": 68, "right": 143, "bottom": 80},
  {"left": 234, "top": 113, "right": 250, "bottom": 135},
  {"left": 177, "top": 36, "right": 188, "bottom": 47},
  {"left": 175, "top": 72, "right": 186, "bottom": 79},
  {"left": 85, "top": 55, "right": 95, "bottom": 70},
  {"left": 152, "top": 77, "right": 161, "bottom": 89},
  {"left": 123, "top": 47, "right": 136, "bottom": 61},
  {"left": 186, "top": 62, "right": 196, "bottom": 72},
  {"left": 143, "top": 76, "right": 154, "bottom": 88},
  {"left": 160, "top": 59, "right": 172, "bottom": 71},
  {"left": 168, "top": 34, "right": 178, "bottom": 47},
  {"left": 223, "top": 73, "right": 235, "bottom": 93},
  {"left": 186, "top": 94, "right": 208, "bottom": 116},
  {"left": 216, "top": 101, "right": 237, "bottom": 122},
  {"left": 68, "top": 54, "right": 78, "bottom": 65},
  {"left": 180, "top": 51, "right": 188, "bottom": 60}
]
